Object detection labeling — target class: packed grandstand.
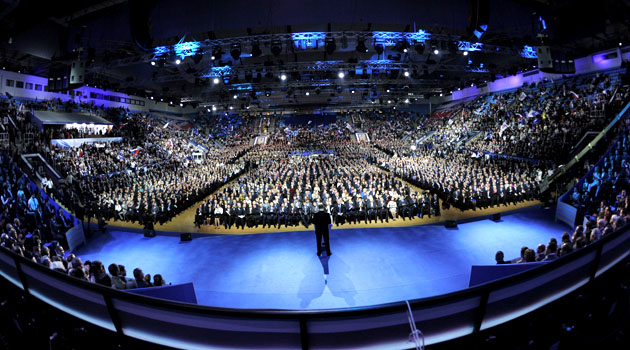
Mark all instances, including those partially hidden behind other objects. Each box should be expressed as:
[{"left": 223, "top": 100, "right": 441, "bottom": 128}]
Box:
[{"left": 0, "top": 64, "right": 628, "bottom": 294}]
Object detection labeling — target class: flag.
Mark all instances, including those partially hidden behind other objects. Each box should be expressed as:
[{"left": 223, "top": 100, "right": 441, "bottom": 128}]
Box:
[
  {"left": 499, "top": 122, "right": 510, "bottom": 136},
  {"left": 526, "top": 110, "right": 540, "bottom": 118},
  {"left": 130, "top": 147, "right": 141, "bottom": 156},
  {"left": 117, "top": 152, "right": 125, "bottom": 161},
  {"left": 168, "top": 139, "right": 174, "bottom": 149}
]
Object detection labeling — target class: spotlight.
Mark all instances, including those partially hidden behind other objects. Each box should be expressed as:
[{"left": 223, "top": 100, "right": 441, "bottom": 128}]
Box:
[
  {"left": 471, "top": 83, "right": 474, "bottom": 87},
  {"left": 211, "top": 56, "right": 216, "bottom": 60},
  {"left": 387, "top": 100, "right": 391, "bottom": 104},
  {"left": 305, "top": 91, "right": 310, "bottom": 96},
  {"left": 620, "top": 42, "right": 623, "bottom": 46},
  {"left": 212, "top": 105, "right": 217, "bottom": 111},
  {"left": 180, "top": 103, "right": 183, "bottom": 107},
  {"left": 375, "top": 43, "right": 384, "bottom": 55},
  {"left": 229, "top": 106, "right": 234, "bottom": 110},
  {"left": 175, "top": 58, "right": 181, "bottom": 65},
  {"left": 265, "top": 90, "right": 271, "bottom": 97},
  {"left": 230, "top": 44, "right": 241, "bottom": 60},
  {"left": 213, "top": 78, "right": 220, "bottom": 84},
  {"left": 150, "top": 96, "right": 153, "bottom": 100},
  {"left": 404, "top": 71, "right": 410, "bottom": 77},
  {"left": 233, "top": 94, "right": 237, "bottom": 99},
  {"left": 433, "top": 49, "right": 439, "bottom": 55},
  {"left": 338, "top": 71, "right": 345, "bottom": 78},
  {"left": 251, "top": 42, "right": 262, "bottom": 57},
  {"left": 356, "top": 38, "right": 368, "bottom": 53},
  {"left": 439, "top": 93, "right": 443, "bottom": 97},
  {"left": 212, "top": 46, "right": 222, "bottom": 59},
  {"left": 463, "top": 51, "right": 469, "bottom": 56},
  {"left": 351, "top": 89, "right": 355, "bottom": 94},
  {"left": 404, "top": 98, "right": 410, "bottom": 103},
  {"left": 150, "top": 61, "right": 156, "bottom": 66},
  {"left": 207, "top": 108, "right": 211, "bottom": 112},
  {"left": 325, "top": 37, "right": 336, "bottom": 55},
  {"left": 280, "top": 73, "right": 287, "bottom": 81},
  {"left": 395, "top": 40, "right": 409, "bottom": 53},
  {"left": 386, "top": 89, "right": 390, "bottom": 93},
  {"left": 414, "top": 41, "right": 426, "bottom": 53},
  {"left": 270, "top": 39, "right": 282, "bottom": 56}
]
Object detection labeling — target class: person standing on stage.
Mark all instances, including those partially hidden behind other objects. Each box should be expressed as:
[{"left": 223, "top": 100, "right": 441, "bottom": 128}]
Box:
[{"left": 312, "top": 203, "right": 332, "bottom": 257}]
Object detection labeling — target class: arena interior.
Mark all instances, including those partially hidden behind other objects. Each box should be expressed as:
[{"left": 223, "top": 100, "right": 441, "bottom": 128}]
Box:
[{"left": 1, "top": 1, "right": 630, "bottom": 349}]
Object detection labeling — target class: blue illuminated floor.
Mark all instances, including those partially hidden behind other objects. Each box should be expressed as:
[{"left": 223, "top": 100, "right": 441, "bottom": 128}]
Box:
[{"left": 75, "top": 207, "right": 568, "bottom": 310}]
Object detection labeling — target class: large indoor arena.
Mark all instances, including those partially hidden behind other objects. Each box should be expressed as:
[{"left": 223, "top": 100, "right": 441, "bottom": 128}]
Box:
[{"left": 1, "top": 1, "right": 630, "bottom": 349}]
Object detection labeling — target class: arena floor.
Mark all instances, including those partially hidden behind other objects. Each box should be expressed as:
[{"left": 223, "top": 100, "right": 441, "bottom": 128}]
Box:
[{"left": 75, "top": 205, "right": 569, "bottom": 310}]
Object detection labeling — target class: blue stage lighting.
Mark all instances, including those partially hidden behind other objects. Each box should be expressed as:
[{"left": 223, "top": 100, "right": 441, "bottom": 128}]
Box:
[{"left": 174, "top": 41, "right": 200, "bottom": 59}]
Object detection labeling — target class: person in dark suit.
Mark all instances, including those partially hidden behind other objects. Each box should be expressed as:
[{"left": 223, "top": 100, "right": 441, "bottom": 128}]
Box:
[{"left": 312, "top": 203, "right": 332, "bottom": 256}]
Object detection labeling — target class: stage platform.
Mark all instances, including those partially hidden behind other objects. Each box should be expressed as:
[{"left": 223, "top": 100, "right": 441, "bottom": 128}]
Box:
[{"left": 75, "top": 205, "right": 570, "bottom": 310}]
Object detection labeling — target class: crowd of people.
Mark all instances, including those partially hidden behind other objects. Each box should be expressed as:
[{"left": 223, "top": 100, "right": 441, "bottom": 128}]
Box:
[{"left": 496, "top": 126, "right": 630, "bottom": 264}]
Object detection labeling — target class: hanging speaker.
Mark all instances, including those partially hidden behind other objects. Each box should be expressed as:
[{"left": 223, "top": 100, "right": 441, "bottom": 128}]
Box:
[{"left": 70, "top": 60, "right": 85, "bottom": 87}]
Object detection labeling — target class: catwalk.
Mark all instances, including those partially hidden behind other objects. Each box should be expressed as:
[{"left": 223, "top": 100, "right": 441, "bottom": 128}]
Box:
[{"left": 75, "top": 206, "right": 568, "bottom": 310}]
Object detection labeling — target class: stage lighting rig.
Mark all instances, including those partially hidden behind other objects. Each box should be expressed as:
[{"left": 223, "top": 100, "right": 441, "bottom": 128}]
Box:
[
  {"left": 356, "top": 38, "right": 368, "bottom": 53},
  {"left": 270, "top": 39, "right": 282, "bottom": 56},
  {"left": 251, "top": 42, "right": 262, "bottom": 57},
  {"left": 230, "top": 44, "right": 241, "bottom": 60}
]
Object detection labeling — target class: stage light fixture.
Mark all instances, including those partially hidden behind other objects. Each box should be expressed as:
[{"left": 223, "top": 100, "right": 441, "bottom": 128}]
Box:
[
  {"left": 395, "top": 40, "right": 409, "bottom": 53},
  {"left": 270, "top": 39, "right": 282, "bottom": 56},
  {"left": 439, "top": 93, "right": 443, "bottom": 97},
  {"left": 404, "top": 71, "right": 410, "bottom": 77},
  {"left": 338, "top": 71, "right": 345, "bottom": 78},
  {"left": 280, "top": 73, "right": 287, "bottom": 81},
  {"left": 150, "top": 96, "right": 153, "bottom": 100},
  {"left": 211, "top": 55, "right": 216, "bottom": 60},
  {"left": 356, "top": 38, "right": 368, "bottom": 53},
  {"left": 180, "top": 103, "right": 183, "bottom": 107},
  {"left": 375, "top": 43, "right": 384, "bottom": 55},
  {"left": 463, "top": 51, "right": 469, "bottom": 56},
  {"left": 229, "top": 106, "right": 234, "bottom": 110},
  {"left": 150, "top": 61, "right": 156, "bottom": 66},
  {"left": 325, "top": 37, "right": 336, "bottom": 55},
  {"left": 305, "top": 91, "right": 310, "bottom": 96},
  {"left": 233, "top": 94, "right": 237, "bottom": 99},
  {"left": 251, "top": 42, "right": 262, "bottom": 57},
  {"left": 414, "top": 41, "right": 426, "bottom": 53},
  {"left": 213, "top": 78, "right": 220, "bottom": 84},
  {"left": 212, "top": 46, "right": 222, "bottom": 59},
  {"left": 212, "top": 105, "right": 217, "bottom": 111},
  {"left": 433, "top": 49, "right": 439, "bottom": 55},
  {"left": 404, "top": 98, "right": 410, "bottom": 103},
  {"left": 175, "top": 58, "right": 181, "bottom": 64},
  {"left": 230, "top": 44, "right": 241, "bottom": 60},
  {"left": 265, "top": 90, "right": 271, "bottom": 97},
  {"left": 386, "top": 89, "right": 390, "bottom": 93}
]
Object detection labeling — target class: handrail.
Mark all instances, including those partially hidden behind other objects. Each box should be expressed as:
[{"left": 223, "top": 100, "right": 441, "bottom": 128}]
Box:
[{"left": 546, "top": 100, "right": 630, "bottom": 186}]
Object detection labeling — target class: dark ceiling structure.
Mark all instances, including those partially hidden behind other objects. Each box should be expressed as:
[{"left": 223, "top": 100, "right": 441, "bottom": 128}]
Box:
[{"left": 1, "top": 0, "right": 629, "bottom": 112}]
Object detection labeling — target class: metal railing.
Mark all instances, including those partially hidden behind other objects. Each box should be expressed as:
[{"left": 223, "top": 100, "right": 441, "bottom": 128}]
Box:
[{"left": 1, "top": 221, "right": 629, "bottom": 349}]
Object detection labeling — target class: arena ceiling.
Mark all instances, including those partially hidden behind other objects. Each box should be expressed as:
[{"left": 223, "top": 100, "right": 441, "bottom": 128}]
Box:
[{"left": 1, "top": 0, "right": 629, "bottom": 111}]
